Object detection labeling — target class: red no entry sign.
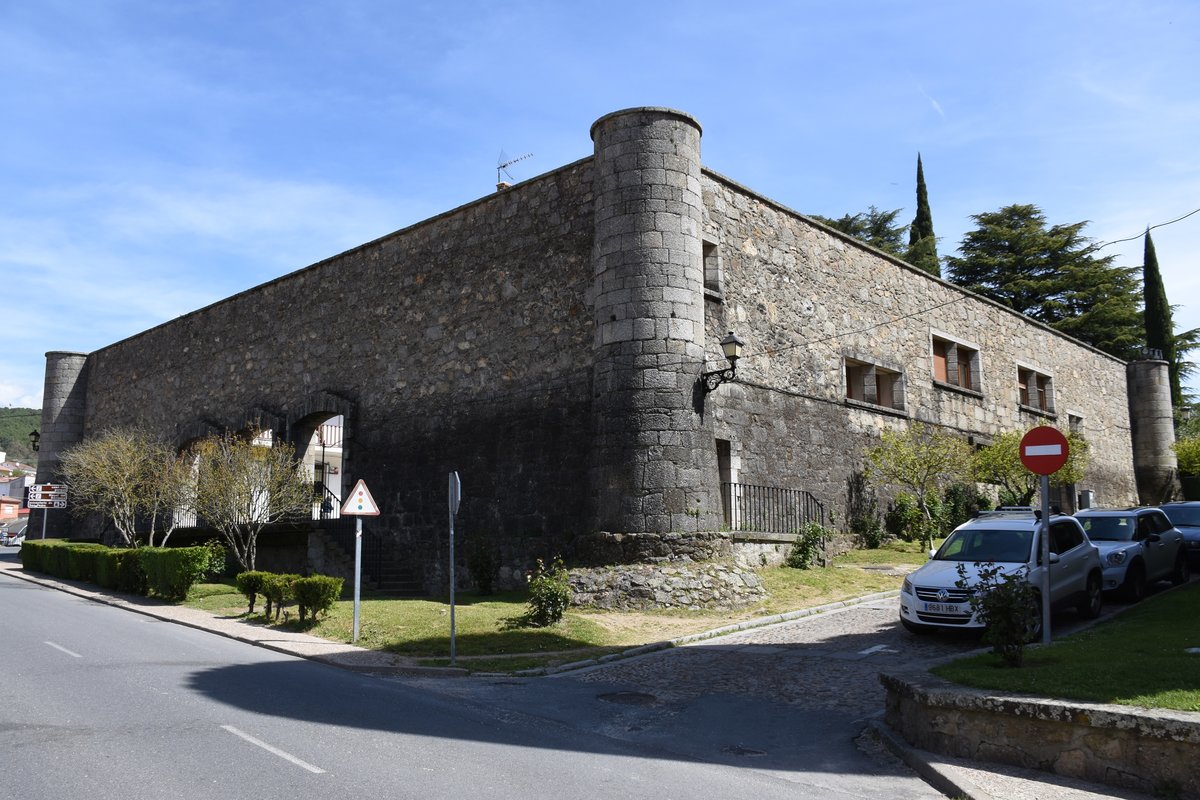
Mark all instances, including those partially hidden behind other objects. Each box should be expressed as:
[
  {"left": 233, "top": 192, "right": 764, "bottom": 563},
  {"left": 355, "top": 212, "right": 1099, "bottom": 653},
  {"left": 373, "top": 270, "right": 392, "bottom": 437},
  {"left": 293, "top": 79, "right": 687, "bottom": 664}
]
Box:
[{"left": 1020, "top": 426, "right": 1070, "bottom": 475}]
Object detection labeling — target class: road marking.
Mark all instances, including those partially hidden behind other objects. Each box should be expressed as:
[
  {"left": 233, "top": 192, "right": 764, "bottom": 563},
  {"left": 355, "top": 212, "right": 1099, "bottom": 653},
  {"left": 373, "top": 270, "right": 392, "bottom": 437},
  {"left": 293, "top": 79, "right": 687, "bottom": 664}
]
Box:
[
  {"left": 44, "top": 641, "right": 82, "bottom": 658},
  {"left": 221, "top": 725, "right": 326, "bottom": 774},
  {"left": 858, "top": 644, "right": 897, "bottom": 655}
]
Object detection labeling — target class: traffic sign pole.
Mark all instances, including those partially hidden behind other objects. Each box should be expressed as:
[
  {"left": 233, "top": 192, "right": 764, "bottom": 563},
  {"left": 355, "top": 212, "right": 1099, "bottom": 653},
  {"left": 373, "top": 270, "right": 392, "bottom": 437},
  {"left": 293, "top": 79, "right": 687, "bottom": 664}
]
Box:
[
  {"left": 449, "top": 472, "right": 461, "bottom": 667},
  {"left": 339, "top": 480, "right": 380, "bottom": 645},
  {"left": 1040, "top": 474, "right": 1051, "bottom": 645},
  {"left": 353, "top": 517, "right": 362, "bottom": 643}
]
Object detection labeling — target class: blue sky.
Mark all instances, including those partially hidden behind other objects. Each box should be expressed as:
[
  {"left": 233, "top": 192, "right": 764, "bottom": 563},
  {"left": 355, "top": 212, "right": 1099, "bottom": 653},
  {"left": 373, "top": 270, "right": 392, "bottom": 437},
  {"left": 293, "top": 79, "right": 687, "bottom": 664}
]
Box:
[{"left": 3, "top": 1, "right": 1198, "bottom": 407}]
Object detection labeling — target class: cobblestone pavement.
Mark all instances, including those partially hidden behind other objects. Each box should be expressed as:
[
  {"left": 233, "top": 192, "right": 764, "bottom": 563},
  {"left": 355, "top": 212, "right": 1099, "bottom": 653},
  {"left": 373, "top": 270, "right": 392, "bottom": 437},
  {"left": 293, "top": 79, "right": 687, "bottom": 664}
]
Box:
[{"left": 561, "top": 596, "right": 983, "bottom": 716}]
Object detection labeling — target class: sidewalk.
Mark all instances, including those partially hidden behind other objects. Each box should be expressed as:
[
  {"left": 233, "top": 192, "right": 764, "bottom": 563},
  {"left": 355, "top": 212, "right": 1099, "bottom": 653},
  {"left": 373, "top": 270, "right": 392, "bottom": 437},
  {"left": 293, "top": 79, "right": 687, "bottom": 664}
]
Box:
[{"left": 0, "top": 552, "right": 1156, "bottom": 800}]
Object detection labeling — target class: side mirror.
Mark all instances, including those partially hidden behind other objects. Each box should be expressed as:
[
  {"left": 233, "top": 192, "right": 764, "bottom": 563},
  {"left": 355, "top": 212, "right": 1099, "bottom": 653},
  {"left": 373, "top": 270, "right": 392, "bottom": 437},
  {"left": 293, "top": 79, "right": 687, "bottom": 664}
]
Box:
[
  {"left": 928, "top": 548, "right": 937, "bottom": 559},
  {"left": 1048, "top": 552, "right": 1061, "bottom": 564},
  {"left": 1147, "top": 533, "right": 1161, "bottom": 543}
]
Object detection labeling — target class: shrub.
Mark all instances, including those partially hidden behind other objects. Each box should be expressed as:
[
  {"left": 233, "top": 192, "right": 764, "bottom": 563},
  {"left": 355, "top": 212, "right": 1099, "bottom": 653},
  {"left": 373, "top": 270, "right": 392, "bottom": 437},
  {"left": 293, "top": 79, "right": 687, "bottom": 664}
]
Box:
[
  {"left": 293, "top": 575, "right": 344, "bottom": 622},
  {"left": 260, "top": 573, "right": 300, "bottom": 621},
  {"left": 138, "top": 546, "right": 211, "bottom": 602},
  {"left": 956, "top": 561, "right": 1040, "bottom": 667},
  {"left": 846, "top": 471, "right": 884, "bottom": 548},
  {"left": 467, "top": 544, "right": 498, "bottom": 595},
  {"left": 235, "top": 571, "right": 271, "bottom": 614},
  {"left": 942, "top": 483, "right": 989, "bottom": 532},
  {"left": 201, "top": 539, "right": 228, "bottom": 579},
  {"left": 1175, "top": 436, "right": 1200, "bottom": 477},
  {"left": 66, "top": 543, "right": 108, "bottom": 583},
  {"left": 115, "top": 549, "right": 148, "bottom": 594},
  {"left": 20, "top": 539, "right": 70, "bottom": 574},
  {"left": 785, "top": 521, "right": 829, "bottom": 569},
  {"left": 525, "top": 557, "right": 570, "bottom": 627},
  {"left": 95, "top": 549, "right": 122, "bottom": 589}
]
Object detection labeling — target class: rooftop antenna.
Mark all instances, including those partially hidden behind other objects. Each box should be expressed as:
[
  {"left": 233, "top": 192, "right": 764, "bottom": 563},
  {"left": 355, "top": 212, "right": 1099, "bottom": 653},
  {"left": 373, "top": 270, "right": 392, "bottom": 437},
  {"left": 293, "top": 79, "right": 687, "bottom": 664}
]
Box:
[{"left": 496, "top": 150, "right": 533, "bottom": 187}]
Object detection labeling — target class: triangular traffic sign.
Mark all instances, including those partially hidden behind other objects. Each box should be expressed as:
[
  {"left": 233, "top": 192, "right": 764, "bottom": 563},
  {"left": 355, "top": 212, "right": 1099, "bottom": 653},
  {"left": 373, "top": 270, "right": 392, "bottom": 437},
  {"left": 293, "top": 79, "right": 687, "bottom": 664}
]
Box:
[{"left": 341, "top": 479, "right": 380, "bottom": 516}]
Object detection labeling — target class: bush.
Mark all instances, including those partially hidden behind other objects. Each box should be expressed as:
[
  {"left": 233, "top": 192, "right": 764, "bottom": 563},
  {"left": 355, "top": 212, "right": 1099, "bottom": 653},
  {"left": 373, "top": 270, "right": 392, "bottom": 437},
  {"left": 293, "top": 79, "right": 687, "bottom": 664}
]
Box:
[
  {"left": 66, "top": 543, "right": 108, "bottom": 583},
  {"left": 20, "top": 539, "right": 70, "bottom": 574},
  {"left": 235, "top": 571, "right": 271, "bottom": 614},
  {"left": 201, "top": 539, "right": 228, "bottom": 579},
  {"left": 942, "top": 483, "right": 990, "bottom": 532},
  {"left": 138, "top": 546, "right": 210, "bottom": 602},
  {"left": 525, "top": 557, "right": 571, "bottom": 627},
  {"left": 467, "top": 544, "right": 498, "bottom": 595},
  {"left": 115, "top": 549, "right": 148, "bottom": 594},
  {"left": 846, "top": 471, "right": 884, "bottom": 548},
  {"left": 260, "top": 573, "right": 300, "bottom": 621},
  {"left": 95, "top": 549, "right": 122, "bottom": 589},
  {"left": 785, "top": 521, "right": 829, "bottom": 569},
  {"left": 1175, "top": 436, "right": 1200, "bottom": 477},
  {"left": 956, "top": 561, "right": 1040, "bottom": 667},
  {"left": 293, "top": 575, "right": 344, "bottom": 622}
]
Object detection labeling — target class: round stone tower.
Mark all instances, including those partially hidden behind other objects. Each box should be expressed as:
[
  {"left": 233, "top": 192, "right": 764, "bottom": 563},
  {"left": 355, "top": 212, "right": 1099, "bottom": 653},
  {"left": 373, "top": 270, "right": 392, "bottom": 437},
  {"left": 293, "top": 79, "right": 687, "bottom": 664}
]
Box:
[
  {"left": 33, "top": 351, "right": 90, "bottom": 537},
  {"left": 588, "top": 107, "right": 720, "bottom": 534},
  {"left": 1127, "top": 355, "right": 1179, "bottom": 504}
]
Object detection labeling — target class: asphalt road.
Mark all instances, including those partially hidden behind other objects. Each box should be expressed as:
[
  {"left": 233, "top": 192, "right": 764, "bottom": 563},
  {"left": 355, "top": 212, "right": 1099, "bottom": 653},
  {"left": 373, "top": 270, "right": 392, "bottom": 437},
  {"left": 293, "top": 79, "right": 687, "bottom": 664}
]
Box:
[{"left": 0, "top": 573, "right": 943, "bottom": 800}]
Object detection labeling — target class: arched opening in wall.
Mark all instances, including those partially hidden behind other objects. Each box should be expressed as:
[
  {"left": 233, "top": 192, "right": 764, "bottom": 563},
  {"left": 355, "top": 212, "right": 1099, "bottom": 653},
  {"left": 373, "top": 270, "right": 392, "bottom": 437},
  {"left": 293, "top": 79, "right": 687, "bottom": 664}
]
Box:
[{"left": 292, "top": 413, "right": 347, "bottom": 522}]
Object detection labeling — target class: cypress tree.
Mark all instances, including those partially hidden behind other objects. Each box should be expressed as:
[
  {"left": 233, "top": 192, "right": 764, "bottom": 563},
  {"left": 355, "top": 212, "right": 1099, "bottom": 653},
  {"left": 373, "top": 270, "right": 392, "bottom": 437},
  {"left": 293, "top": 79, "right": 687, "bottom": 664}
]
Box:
[
  {"left": 1143, "top": 230, "right": 1180, "bottom": 407},
  {"left": 905, "top": 154, "right": 940, "bottom": 276}
]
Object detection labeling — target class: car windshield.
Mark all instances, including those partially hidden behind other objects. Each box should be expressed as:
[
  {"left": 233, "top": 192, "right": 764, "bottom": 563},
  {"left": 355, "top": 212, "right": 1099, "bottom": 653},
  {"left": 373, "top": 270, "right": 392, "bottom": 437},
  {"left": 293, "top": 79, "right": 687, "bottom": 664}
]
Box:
[
  {"left": 1078, "top": 516, "right": 1136, "bottom": 541},
  {"left": 1163, "top": 507, "right": 1200, "bottom": 528},
  {"left": 934, "top": 528, "right": 1032, "bottom": 562}
]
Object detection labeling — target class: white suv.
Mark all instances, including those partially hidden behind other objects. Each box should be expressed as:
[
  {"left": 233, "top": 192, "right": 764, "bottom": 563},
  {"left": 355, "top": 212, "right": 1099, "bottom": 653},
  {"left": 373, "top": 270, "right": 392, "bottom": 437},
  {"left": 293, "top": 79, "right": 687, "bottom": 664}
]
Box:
[{"left": 899, "top": 510, "right": 1103, "bottom": 634}]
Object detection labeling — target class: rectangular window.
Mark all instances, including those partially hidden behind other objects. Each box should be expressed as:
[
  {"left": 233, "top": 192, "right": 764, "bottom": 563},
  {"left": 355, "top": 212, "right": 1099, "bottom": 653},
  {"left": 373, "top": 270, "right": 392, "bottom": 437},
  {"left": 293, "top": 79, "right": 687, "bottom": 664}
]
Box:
[
  {"left": 703, "top": 240, "right": 721, "bottom": 294},
  {"left": 845, "top": 358, "right": 904, "bottom": 411},
  {"left": 931, "top": 335, "right": 980, "bottom": 393},
  {"left": 1017, "top": 367, "right": 1054, "bottom": 413}
]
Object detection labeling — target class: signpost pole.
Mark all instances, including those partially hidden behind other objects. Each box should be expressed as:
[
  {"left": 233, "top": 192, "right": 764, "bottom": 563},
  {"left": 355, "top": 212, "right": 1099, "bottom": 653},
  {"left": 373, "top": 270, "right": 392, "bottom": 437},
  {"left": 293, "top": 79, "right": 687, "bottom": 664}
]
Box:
[
  {"left": 339, "top": 479, "right": 379, "bottom": 645},
  {"left": 41, "top": 510, "right": 47, "bottom": 540},
  {"left": 448, "top": 471, "right": 461, "bottom": 668},
  {"left": 1040, "top": 473, "right": 1052, "bottom": 645},
  {"left": 353, "top": 517, "right": 362, "bottom": 644}
]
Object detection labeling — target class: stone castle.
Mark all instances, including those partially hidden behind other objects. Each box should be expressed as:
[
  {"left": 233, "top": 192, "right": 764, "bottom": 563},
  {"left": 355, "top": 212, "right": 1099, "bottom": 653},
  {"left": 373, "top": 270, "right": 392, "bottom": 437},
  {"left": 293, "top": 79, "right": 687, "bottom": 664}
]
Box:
[{"left": 34, "top": 107, "right": 1176, "bottom": 593}]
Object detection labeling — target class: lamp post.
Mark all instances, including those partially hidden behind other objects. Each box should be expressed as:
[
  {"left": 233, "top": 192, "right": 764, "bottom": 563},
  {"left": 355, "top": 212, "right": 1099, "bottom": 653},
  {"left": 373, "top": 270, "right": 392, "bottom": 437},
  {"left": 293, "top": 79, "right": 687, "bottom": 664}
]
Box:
[
  {"left": 29, "top": 430, "right": 40, "bottom": 452},
  {"left": 699, "top": 331, "right": 746, "bottom": 394}
]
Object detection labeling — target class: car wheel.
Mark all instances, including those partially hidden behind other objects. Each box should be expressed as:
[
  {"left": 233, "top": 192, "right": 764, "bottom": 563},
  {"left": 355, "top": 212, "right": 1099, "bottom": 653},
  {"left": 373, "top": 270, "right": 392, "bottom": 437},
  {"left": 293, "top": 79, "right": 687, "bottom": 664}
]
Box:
[
  {"left": 901, "top": 618, "right": 933, "bottom": 635},
  {"left": 1023, "top": 593, "right": 1043, "bottom": 643},
  {"left": 1172, "top": 551, "right": 1191, "bottom": 586},
  {"left": 1121, "top": 562, "right": 1147, "bottom": 603},
  {"left": 1077, "top": 572, "right": 1103, "bottom": 619}
]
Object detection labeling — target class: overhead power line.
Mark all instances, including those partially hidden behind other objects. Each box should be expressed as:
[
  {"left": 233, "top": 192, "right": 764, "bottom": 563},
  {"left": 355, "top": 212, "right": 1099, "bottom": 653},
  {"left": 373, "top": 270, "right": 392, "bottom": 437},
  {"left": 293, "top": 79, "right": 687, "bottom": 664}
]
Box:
[{"left": 1097, "top": 206, "right": 1200, "bottom": 249}]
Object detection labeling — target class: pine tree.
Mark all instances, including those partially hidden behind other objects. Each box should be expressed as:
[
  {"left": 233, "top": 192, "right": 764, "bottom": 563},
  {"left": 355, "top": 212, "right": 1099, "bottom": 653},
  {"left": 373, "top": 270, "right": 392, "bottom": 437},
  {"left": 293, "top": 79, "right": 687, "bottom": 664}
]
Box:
[
  {"left": 905, "top": 154, "right": 939, "bottom": 276},
  {"left": 1143, "top": 230, "right": 1181, "bottom": 408},
  {"left": 810, "top": 206, "right": 907, "bottom": 256},
  {"left": 945, "top": 204, "right": 1143, "bottom": 361}
]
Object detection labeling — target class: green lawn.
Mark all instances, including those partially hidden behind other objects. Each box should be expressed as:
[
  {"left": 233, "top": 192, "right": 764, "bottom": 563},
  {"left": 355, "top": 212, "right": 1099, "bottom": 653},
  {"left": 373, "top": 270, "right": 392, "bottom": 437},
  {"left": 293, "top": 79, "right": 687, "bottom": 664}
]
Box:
[
  {"left": 933, "top": 581, "right": 1200, "bottom": 712},
  {"left": 185, "top": 544, "right": 922, "bottom": 672}
]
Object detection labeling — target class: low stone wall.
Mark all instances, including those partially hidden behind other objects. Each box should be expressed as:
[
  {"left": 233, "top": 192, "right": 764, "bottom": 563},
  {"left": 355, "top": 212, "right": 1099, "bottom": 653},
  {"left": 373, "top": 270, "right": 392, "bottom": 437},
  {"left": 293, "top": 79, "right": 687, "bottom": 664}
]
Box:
[
  {"left": 570, "top": 531, "right": 732, "bottom": 566},
  {"left": 881, "top": 671, "right": 1200, "bottom": 799},
  {"left": 569, "top": 562, "right": 766, "bottom": 610}
]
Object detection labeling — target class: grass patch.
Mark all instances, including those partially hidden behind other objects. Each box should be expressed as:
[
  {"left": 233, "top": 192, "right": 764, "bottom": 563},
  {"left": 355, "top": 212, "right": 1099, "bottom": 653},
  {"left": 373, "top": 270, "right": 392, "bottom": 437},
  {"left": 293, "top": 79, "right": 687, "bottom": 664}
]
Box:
[
  {"left": 183, "top": 558, "right": 910, "bottom": 672},
  {"left": 933, "top": 581, "right": 1200, "bottom": 712},
  {"left": 832, "top": 538, "right": 938, "bottom": 566}
]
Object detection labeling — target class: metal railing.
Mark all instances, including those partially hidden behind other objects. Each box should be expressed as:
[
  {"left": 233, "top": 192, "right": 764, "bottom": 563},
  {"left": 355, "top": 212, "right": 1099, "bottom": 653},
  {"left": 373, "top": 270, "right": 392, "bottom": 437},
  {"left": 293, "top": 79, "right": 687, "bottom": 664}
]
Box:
[{"left": 720, "top": 482, "right": 825, "bottom": 534}]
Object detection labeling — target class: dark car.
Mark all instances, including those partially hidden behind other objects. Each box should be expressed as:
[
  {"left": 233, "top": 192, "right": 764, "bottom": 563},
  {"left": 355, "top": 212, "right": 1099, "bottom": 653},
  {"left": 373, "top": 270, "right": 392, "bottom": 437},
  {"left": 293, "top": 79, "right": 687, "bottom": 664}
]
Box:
[{"left": 1159, "top": 501, "right": 1200, "bottom": 565}]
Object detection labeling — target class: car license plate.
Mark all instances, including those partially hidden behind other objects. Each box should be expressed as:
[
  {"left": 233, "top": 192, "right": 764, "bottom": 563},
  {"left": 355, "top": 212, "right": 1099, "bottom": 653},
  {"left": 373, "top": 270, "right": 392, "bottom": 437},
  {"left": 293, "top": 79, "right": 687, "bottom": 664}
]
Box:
[{"left": 923, "top": 602, "right": 963, "bottom": 615}]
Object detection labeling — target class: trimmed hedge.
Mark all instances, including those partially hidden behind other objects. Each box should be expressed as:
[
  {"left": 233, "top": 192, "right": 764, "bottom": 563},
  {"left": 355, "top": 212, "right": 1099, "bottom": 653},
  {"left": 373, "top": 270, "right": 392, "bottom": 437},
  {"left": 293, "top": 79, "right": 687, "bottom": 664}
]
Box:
[
  {"left": 294, "top": 575, "right": 344, "bottom": 621},
  {"left": 234, "top": 571, "right": 271, "bottom": 614},
  {"left": 260, "top": 573, "right": 300, "bottom": 621},
  {"left": 137, "top": 546, "right": 210, "bottom": 602}
]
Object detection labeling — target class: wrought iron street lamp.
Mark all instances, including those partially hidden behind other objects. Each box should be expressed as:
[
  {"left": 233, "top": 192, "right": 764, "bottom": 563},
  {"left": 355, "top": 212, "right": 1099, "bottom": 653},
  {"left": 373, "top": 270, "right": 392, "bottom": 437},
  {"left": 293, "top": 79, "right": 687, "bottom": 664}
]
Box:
[
  {"left": 700, "top": 331, "right": 746, "bottom": 394},
  {"left": 29, "top": 430, "right": 40, "bottom": 452}
]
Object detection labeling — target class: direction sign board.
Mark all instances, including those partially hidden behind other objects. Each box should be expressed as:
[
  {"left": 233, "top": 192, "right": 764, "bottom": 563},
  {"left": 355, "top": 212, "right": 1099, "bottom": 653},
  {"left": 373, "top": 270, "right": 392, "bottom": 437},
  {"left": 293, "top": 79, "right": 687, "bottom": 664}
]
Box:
[
  {"left": 340, "top": 480, "right": 380, "bottom": 516},
  {"left": 28, "top": 499, "right": 67, "bottom": 509},
  {"left": 1020, "top": 426, "right": 1070, "bottom": 475},
  {"left": 29, "top": 483, "right": 66, "bottom": 500}
]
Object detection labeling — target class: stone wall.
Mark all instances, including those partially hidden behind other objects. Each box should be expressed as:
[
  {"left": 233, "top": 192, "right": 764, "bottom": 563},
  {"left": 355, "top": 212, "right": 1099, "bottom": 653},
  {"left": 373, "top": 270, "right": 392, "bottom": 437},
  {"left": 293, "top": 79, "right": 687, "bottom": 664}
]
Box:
[
  {"left": 882, "top": 671, "right": 1200, "bottom": 799},
  {"left": 570, "top": 562, "right": 766, "bottom": 611},
  {"left": 699, "top": 170, "right": 1139, "bottom": 519}
]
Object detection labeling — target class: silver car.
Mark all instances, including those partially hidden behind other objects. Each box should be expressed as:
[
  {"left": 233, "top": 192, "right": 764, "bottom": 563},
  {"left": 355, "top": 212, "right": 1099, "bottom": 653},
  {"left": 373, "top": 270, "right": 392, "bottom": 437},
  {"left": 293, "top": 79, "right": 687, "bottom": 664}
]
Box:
[
  {"left": 1074, "top": 507, "right": 1189, "bottom": 601},
  {"left": 899, "top": 510, "right": 1103, "bottom": 635}
]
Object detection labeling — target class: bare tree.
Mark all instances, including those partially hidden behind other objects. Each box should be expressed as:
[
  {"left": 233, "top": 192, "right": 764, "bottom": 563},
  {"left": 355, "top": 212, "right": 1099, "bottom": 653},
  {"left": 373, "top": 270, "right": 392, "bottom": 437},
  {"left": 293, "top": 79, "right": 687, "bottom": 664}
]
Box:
[
  {"left": 59, "top": 427, "right": 194, "bottom": 547},
  {"left": 192, "top": 432, "right": 312, "bottom": 571}
]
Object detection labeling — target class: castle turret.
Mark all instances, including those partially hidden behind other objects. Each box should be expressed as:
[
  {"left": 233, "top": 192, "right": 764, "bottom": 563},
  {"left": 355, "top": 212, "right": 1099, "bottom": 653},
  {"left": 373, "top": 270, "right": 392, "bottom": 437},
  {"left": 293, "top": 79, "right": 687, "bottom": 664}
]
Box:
[
  {"left": 588, "top": 108, "right": 720, "bottom": 533},
  {"left": 1127, "top": 353, "right": 1179, "bottom": 504},
  {"left": 33, "top": 351, "right": 90, "bottom": 537}
]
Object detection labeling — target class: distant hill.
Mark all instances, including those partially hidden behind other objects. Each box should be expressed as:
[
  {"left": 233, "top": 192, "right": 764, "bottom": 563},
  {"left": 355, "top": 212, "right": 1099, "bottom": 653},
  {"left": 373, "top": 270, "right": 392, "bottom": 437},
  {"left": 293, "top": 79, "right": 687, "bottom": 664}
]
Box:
[{"left": 0, "top": 408, "right": 41, "bottom": 465}]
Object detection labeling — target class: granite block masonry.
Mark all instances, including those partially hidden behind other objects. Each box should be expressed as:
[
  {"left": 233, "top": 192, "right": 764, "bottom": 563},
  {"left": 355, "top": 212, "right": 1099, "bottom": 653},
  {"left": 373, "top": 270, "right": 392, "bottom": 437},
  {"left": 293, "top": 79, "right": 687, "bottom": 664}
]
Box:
[{"left": 35, "top": 107, "right": 1158, "bottom": 595}]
